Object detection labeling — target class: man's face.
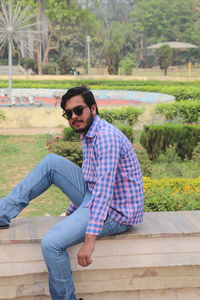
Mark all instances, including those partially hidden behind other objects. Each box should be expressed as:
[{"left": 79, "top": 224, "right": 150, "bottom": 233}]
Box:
[{"left": 64, "top": 95, "right": 97, "bottom": 133}]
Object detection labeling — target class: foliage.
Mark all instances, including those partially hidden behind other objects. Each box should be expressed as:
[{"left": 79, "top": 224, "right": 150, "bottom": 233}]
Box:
[
  {"left": 50, "top": 141, "right": 83, "bottom": 167},
  {"left": 133, "top": 143, "right": 152, "bottom": 177},
  {"left": 58, "top": 51, "right": 76, "bottom": 75},
  {"left": 20, "top": 58, "right": 38, "bottom": 73},
  {"left": 103, "top": 22, "right": 137, "bottom": 74},
  {"left": 144, "top": 176, "right": 200, "bottom": 212},
  {"left": 140, "top": 124, "right": 200, "bottom": 162},
  {"left": 192, "top": 142, "right": 200, "bottom": 165},
  {"left": 119, "top": 53, "right": 136, "bottom": 75},
  {"left": 131, "top": 0, "right": 200, "bottom": 55},
  {"left": 0, "top": 110, "right": 5, "bottom": 121},
  {"left": 117, "top": 125, "right": 134, "bottom": 143},
  {"left": 41, "top": 62, "right": 58, "bottom": 75},
  {"left": 155, "top": 100, "right": 200, "bottom": 123},
  {"left": 156, "top": 45, "right": 173, "bottom": 76},
  {"left": 100, "top": 106, "right": 143, "bottom": 126},
  {"left": 62, "top": 127, "right": 80, "bottom": 142}
]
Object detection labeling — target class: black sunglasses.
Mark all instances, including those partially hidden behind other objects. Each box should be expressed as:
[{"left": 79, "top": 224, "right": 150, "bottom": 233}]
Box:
[{"left": 62, "top": 105, "right": 88, "bottom": 120}]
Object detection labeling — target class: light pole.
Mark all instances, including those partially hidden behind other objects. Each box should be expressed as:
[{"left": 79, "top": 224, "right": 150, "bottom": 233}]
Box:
[{"left": 86, "top": 35, "right": 91, "bottom": 76}]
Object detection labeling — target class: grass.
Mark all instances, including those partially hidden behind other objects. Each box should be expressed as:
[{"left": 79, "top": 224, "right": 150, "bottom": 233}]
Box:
[{"left": 0, "top": 135, "right": 69, "bottom": 217}]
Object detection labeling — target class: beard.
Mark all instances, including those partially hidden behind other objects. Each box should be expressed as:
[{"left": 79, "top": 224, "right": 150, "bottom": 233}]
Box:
[{"left": 70, "top": 112, "right": 94, "bottom": 134}]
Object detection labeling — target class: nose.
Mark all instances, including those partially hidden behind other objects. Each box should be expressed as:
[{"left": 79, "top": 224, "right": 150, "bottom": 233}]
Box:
[{"left": 71, "top": 111, "right": 78, "bottom": 119}]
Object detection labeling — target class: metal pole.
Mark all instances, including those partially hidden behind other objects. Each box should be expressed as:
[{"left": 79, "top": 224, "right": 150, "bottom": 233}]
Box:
[
  {"left": 8, "top": 0, "right": 12, "bottom": 100},
  {"left": 86, "top": 35, "right": 91, "bottom": 77},
  {"left": 8, "top": 37, "right": 12, "bottom": 101}
]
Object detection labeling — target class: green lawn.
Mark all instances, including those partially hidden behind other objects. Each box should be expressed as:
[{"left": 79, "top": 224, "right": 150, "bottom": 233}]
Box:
[{"left": 0, "top": 135, "right": 69, "bottom": 217}]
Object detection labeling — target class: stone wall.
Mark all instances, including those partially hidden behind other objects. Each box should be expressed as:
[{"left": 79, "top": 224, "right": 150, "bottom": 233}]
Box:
[{"left": 0, "top": 211, "right": 200, "bottom": 300}]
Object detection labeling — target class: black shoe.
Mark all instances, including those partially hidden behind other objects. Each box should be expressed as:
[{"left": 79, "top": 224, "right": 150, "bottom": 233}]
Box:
[{"left": 0, "top": 224, "right": 9, "bottom": 229}]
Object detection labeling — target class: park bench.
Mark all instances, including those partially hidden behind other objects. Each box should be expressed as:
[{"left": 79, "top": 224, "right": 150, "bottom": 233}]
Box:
[{"left": 0, "top": 210, "right": 200, "bottom": 300}]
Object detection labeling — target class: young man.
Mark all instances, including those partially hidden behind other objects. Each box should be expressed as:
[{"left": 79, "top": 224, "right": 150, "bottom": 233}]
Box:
[{"left": 0, "top": 86, "right": 144, "bottom": 300}]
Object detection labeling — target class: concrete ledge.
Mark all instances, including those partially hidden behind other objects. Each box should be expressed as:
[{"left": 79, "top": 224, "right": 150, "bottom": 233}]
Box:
[{"left": 0, "top": 211, "right": 200, "bottom": 299}]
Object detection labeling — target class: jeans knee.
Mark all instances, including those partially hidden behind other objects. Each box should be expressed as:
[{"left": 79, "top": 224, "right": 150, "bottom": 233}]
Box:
[
  {"left": 41, "top": 233, "right": 56, "bottom": 257},
  {"left": 44, "top": 153, "right": 58, "bottom": 163}
]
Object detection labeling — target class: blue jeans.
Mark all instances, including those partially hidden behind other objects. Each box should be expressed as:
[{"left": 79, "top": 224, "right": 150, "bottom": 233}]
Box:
[{"left": 0, "top": 154, "right": 131, "bottom": 300}]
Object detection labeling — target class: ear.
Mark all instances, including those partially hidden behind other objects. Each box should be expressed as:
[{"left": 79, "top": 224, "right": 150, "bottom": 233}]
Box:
[{"left": 91, "top": 104, "right": 97, "bottom": 117}]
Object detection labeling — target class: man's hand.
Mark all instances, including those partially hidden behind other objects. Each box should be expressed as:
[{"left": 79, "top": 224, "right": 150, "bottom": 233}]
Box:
[{"left": 77, "top": 235, "right": 96, "bottom": 267}]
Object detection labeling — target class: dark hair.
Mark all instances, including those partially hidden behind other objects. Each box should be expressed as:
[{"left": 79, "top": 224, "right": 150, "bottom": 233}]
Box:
[{"left": 61, "top": 86, "right": 99, "bottom": 114}]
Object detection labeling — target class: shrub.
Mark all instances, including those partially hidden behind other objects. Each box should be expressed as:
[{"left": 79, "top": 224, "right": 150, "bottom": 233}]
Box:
[
  {"left": 155, "top": 101, "right": 200, "bottom": 123},
  {"left": 42, "top": 63, "right": 58, "bottom": 75},
  {"left": 20, "top": 58, "right": 37, "bottom": 73},
  {"left": 119, "top": 54, "right": 135, "bottom": 75},
  {"left": 117, "top": 125, "right": 133, "bottom": 142},
  {"left": 133, "top": 144, "right": 152, "bottom": 177},
  {"left": 62, "top": 127, "right": 80, "bottom": 142},
  {"left": 50, "top": 141, "right": 83, "bottom": 167},
  {"left": 192, "top": 142, "right": 200, "bottom": 165},
  {"left": 140, "top": 124, "right": 200, "bottom": 161},
  {"left": 59, "top": 52, "right": 75, "bottom": 75},
  {"left": 144, "top": 176, "right": 200, "bottom": 212},
  {"left": 100, "top": 106, "right": 143, "bottom": 126}
]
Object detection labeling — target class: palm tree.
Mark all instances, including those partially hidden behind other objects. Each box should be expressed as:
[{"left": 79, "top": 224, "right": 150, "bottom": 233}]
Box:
[{"left": 0, "top": 0, "right": 39, "bottom": 100}]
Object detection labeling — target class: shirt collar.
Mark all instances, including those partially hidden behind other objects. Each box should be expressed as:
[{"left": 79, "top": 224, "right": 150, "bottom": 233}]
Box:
[{"left": 80, "top": 115, "right": 100, "bottom": 140}]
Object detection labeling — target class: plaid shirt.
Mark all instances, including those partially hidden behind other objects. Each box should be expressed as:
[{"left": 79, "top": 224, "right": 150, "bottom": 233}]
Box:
[{"left": 67, "top": 115, "right": 144, "bottom": 235}]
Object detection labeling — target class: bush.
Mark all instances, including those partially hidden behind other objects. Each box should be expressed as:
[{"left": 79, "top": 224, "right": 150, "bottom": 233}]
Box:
[
  {"left": 133, "top": 144, "right": 152, "bottom": 177},
  {"left": 117, "top": 125, "right": 133, "bottom": 142},
  {"left": 192, "top": 142, "right": 200, "bottom": 165},
  {"left": 62, "top": 127, "right": 80, "bottom": 142},
  {"left": 119, "top": 54, "right": 135, "bottom": 75},
  {"left": 144, "top": 176, "right": 200, "bottom": 212},
  {"left": 50, "top": 141, "right": 83, "bottom": 167},
  {"left": 155, "top": 101, "right": 200, "bottom": 123},
  {"left": 59, "top": 52, "right": 74, "bottom": 75},
  {"left": 140, "top": 124, "right": 200, "bottom": 161},
  {"left": 20, "top": 58, "right": 37, "bottom": 73},
  {"left": 100, "top": 106, "right": 143, "bottom": 126},
  {"left": 42, "top": 63, "right": 58, "bottom": 75}
]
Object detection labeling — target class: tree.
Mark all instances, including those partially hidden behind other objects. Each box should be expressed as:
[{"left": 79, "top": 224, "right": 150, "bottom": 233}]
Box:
[
  {"left": 156, "top": 44, "right": 173, "bottom": 75},
  {"left": 131, "top": 0, "right": 200, "bottom": 64},
  {"left": 103, "top": 22, "right": 137, "bottom": 74}
]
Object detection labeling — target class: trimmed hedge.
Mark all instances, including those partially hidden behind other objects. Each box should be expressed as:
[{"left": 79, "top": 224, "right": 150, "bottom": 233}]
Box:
[
  {"left": 155, "top": 100, "right": 200, "bottom": 123},
  {"left": 99, "top": 106, "right": 143, "bottom": 127},
  {"left": 140, "top": 124, "right": 200, "bottom": 162}
]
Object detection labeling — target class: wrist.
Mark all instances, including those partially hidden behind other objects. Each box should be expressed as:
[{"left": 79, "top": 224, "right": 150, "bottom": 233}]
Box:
[{"left": 84, "top": 234, "right": 97, "bottom": 243}]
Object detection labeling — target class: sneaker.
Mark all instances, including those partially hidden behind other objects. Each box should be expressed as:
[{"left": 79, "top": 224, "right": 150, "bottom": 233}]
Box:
[{"left": 0, "top": 224, "right": 9, "bottom": 229}]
